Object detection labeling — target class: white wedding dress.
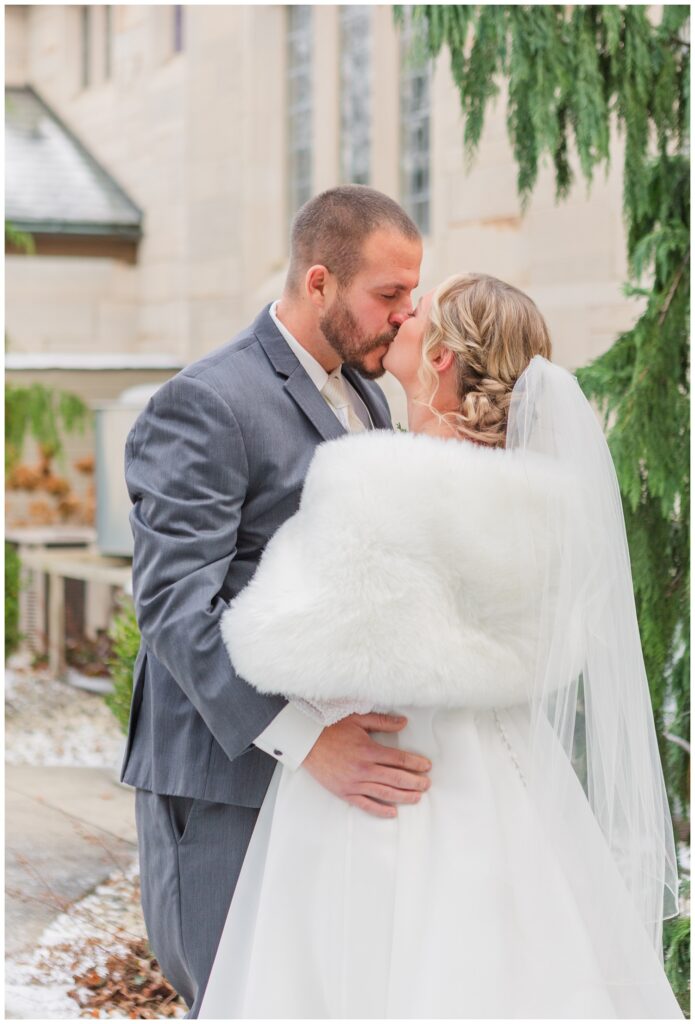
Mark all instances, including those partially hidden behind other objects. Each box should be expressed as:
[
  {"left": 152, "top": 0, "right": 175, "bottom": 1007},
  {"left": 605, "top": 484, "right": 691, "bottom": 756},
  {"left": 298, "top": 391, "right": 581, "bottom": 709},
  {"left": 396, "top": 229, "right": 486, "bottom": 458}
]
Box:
[
  {"left": 199, "top": 361, "right": 682, "bottom": 1019},
  {"left": 200, "top": 703, "right": 682, "bottom": 1019}
]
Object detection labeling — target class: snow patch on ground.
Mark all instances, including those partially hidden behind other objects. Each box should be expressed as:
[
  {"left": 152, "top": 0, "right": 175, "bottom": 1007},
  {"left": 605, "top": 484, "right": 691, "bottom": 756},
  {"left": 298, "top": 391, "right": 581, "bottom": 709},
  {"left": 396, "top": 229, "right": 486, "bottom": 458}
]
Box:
[
  {"left": 4, "top": 650, "right": 176, "bottom": 1018},
  {"left": 6, "top": 860, "right": 148, "bottom": 1019},
  {"left": 5, "top": 654, "right": 126, "bottom": 773}
]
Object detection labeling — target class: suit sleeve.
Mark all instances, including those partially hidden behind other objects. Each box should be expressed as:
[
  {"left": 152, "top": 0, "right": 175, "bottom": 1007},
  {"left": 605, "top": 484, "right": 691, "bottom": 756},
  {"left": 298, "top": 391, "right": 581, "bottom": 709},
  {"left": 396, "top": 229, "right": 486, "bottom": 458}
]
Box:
[{"left": 125, "top": 371, "right": 289, "bottom": 762}]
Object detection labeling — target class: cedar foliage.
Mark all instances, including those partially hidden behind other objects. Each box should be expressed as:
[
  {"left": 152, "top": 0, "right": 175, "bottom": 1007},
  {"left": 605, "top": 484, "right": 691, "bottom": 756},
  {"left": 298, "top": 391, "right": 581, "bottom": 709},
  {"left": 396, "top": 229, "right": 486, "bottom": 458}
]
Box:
[
  {"left": 394, "top": 0, "right": 689, "bottom": 808},
  {"left": 5, "top": 383, "right": 91, "bottom": 476},
  {"left": 664, "top": 880, "right": 692, "bottom": 1014},
  {"left": 395, "top": 5, "right": 689, "bottom": 1003},
  {"left": 5, "top": 221, "right": 35, "bottom": 255}
]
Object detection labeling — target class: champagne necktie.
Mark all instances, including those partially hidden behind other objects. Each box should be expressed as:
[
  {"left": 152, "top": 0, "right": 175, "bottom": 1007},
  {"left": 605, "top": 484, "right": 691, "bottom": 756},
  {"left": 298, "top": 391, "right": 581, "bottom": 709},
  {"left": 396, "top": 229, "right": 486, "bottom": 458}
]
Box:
[{"left": 321, "top": 372, "right": 367, "bottom": 433}]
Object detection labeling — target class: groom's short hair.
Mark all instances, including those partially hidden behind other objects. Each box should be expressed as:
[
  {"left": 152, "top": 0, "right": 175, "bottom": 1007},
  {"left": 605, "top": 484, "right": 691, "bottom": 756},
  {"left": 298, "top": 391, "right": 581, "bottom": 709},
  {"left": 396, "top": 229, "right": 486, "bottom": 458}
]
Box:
[{"left": 286, "top": 185, "right": 420, "bottom": 294}]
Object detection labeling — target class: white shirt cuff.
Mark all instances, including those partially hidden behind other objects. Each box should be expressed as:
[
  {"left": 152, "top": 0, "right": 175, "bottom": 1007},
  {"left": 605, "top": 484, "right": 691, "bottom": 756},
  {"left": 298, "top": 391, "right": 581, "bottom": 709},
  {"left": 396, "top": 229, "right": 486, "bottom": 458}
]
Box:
[{"left": 253, "top": 701, "right": 324, "bottom": 771}]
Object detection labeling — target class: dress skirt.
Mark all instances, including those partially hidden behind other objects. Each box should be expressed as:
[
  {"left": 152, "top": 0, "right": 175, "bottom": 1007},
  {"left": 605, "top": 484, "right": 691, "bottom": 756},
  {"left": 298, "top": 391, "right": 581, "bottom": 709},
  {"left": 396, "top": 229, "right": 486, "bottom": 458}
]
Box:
[{"left": 199, "top": 705, "right": 683, "bottom": 1019}]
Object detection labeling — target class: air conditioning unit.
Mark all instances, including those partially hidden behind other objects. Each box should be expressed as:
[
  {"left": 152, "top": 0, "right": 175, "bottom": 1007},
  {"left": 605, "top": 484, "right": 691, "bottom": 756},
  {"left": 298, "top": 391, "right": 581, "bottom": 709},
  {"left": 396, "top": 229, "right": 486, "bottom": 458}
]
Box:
[
  {"left": 19, "top": 560, "right": 47, "bottom": 653},
  {"left": 92, "top": 384, "right": 162, "bottom": 557}
]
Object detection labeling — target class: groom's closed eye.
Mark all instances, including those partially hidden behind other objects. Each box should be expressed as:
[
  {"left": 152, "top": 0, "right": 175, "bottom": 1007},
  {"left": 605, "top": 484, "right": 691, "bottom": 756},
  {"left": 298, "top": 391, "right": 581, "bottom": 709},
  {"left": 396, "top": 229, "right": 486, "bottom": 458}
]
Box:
[{"left": 377, "top": 284, "right": 409, "bottom": 300}]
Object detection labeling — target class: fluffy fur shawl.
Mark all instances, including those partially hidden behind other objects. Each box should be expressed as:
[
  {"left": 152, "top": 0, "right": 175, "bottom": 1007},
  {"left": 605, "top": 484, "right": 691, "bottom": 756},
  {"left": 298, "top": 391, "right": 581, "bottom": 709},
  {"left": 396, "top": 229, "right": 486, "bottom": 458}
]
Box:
[{"left": 220, "top": 430, "right": 581, "bottom": 711}]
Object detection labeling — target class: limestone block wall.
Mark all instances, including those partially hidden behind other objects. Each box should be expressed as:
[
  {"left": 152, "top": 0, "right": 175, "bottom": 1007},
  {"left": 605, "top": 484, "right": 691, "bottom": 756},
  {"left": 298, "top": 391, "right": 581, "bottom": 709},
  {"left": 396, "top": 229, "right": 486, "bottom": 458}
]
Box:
[
  {"left": 5, "top": 256, "right": 139, "bottom": 355},
  {"left": 6, "top": 4, "right": 642, "bottom": 385}
]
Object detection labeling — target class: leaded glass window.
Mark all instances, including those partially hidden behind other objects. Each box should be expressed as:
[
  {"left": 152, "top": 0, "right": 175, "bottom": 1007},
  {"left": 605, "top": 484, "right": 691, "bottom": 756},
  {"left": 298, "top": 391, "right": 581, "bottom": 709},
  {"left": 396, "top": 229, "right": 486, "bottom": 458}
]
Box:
[
  {"left": 173, "top": 5, "right": 184, "bottom": 54},
  {"left": 104, "top": 6, "right": 112, "bottom": 80},
  {"left": 400, "top": 14, "right": 431, "bottom": 234},
  {"left": 81, "top": 6, "right": 91, "bottom": 89},
  {"left": 288, "top": 6, "right": 313, "bottom": 218},
  {"left": 340, "top": 6, "right": 372, "bottom": 185}
]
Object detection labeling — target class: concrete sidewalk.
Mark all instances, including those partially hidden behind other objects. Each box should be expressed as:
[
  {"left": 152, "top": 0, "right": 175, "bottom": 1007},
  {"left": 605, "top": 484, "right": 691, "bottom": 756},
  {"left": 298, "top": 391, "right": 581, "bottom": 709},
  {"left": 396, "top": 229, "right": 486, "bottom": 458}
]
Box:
[{"left": 6, "top": 764, "right": 138, "bottom": 960}]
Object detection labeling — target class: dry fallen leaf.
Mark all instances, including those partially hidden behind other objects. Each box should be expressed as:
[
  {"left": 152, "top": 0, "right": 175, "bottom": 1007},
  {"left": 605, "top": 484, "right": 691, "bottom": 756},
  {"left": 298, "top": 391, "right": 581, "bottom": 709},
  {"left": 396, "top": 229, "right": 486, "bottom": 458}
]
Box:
[{"left": 69, "top": 934, "right": 185, "bottom": 1018}]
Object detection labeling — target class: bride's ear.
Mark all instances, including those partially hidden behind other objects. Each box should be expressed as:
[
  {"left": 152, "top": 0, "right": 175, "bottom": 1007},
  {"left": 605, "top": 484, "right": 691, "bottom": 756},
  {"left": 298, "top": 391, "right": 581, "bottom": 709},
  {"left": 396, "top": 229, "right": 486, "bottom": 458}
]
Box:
[{"left": 431, "top": 347, "right": 455, "bottom": 374}]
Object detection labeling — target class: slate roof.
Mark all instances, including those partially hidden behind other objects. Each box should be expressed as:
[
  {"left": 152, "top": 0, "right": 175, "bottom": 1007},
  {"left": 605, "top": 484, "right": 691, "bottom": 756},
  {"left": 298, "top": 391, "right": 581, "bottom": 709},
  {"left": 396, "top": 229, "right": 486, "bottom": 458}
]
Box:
[{"left": 5, "top": 85, "right": 143, "bottom": 239}]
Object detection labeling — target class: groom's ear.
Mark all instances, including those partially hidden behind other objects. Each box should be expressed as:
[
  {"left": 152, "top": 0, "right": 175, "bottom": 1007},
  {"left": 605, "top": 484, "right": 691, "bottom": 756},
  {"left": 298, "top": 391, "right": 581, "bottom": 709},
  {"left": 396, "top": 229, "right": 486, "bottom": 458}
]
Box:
[{"left": 306, "top": 264, "right": 334, "bottom": 309}]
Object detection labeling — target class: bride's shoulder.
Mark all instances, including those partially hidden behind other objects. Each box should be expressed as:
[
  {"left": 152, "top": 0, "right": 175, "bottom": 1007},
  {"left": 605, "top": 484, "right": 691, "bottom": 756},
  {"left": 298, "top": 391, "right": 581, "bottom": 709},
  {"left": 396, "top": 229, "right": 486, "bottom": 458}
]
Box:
[
  {"left": 304, "top": 428, "right": 527, "bottom": 496},
  {"left": 306, "top": 426, "right": 551, "bottom": 478},
  {"left": 298, "top": 428, "right": 573, "bottom": 542},
  {"left": 305, "top": 427, "right": 574, "bottom": 514},
  {"left": 305, "top": 428, "right": 462, "bottom": 485}
]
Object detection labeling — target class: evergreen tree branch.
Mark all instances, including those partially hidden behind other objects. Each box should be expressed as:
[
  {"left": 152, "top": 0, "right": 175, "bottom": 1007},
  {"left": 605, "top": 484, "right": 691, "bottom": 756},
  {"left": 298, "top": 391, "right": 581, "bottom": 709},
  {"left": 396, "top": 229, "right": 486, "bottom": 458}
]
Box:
[
  {"left": 658, "top": 254, "right": 689, "bottom": 326},
  {"left": 395, "top": 12, "right": 690, "bottom": 977}
]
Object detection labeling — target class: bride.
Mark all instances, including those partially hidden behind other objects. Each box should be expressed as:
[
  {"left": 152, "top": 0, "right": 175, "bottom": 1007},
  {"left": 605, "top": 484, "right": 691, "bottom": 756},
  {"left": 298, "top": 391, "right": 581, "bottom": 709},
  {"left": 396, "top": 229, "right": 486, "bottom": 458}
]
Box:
[{"left": 199, "top": 273, "right": 682, "bottom": 1019}]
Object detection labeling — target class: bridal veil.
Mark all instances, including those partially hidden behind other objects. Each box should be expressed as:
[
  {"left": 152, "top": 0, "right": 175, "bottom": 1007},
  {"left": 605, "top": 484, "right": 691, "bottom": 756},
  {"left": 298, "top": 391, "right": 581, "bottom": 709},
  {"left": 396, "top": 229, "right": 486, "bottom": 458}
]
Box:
[{"left": 508, "top": 356, "right": 679, "bottom": 963}]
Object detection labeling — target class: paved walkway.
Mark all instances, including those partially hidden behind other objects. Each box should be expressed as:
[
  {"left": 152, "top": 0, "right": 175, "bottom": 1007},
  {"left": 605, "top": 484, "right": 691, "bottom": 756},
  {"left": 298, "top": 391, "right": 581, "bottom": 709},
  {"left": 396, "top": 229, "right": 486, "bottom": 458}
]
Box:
[{"left": 6, "top": 765, "right": 138, "bottom": 960}]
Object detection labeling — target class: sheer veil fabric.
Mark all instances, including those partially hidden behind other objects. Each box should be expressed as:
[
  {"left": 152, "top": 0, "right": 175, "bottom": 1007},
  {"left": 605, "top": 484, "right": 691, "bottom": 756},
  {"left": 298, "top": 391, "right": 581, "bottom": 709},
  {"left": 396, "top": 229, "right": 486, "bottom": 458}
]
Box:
[
  {"left": 507, "top": 357, "right": 679, "bottom": 956},
  {"left": 198, "top": 357, "right": 681, "bottom": 1019}
]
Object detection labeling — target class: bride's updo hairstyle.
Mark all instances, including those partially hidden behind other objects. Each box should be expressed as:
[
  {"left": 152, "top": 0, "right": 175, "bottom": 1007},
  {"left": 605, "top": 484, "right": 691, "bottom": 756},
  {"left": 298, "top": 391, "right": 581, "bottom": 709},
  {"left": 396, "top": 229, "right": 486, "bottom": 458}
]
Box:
[{"left": 420, "top": 273, "right": 552, "bottom": 447}]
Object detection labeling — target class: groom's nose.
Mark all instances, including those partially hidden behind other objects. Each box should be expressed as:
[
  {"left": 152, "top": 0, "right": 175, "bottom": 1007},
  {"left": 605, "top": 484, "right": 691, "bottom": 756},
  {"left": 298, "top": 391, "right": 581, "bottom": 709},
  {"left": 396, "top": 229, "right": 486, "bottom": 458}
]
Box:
[{"left": 389, "top": 304, "right": 414, "bottom": 328}]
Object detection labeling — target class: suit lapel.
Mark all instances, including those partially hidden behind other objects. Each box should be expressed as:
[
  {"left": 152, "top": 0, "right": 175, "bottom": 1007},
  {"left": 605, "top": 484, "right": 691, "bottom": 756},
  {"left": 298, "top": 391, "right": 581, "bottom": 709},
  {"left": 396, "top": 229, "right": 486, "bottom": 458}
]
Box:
[
  {"left": 254, "top": 303, "right": 391, "bottom": 439},
  {"left": 342, "top": 366, "right": 393, "bottom": 430},
  {"left": 254, "top": 306, "right": 346, "bottom": 443},
  {"left": 284, "top": 364, "right": 346, "bottom": 443},
  {"left": 254, "top": 305, "right": 299, "bottom": 377}
]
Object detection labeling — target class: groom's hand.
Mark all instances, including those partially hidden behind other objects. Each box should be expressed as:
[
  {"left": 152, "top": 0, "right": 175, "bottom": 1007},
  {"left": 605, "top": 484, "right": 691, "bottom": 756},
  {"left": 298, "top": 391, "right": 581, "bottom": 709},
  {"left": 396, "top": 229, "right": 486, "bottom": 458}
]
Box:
[{"left": 301, "top": 712, "right": 431, "bottom": 819}]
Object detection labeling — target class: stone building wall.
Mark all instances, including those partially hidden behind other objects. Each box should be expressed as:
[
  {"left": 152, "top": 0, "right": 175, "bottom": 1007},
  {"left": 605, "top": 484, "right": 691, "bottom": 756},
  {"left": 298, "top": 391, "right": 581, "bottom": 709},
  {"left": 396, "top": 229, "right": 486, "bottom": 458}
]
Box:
[{"left": 5, "top": 3, "right": 642, "bottom": 435}]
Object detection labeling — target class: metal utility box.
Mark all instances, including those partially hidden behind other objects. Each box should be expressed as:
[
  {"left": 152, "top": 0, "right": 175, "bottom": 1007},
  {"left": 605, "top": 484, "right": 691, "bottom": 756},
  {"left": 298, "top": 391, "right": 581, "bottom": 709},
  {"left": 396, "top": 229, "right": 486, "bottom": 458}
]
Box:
[{"left": 93, "top": 384, "right": 161, "bottom": 556}]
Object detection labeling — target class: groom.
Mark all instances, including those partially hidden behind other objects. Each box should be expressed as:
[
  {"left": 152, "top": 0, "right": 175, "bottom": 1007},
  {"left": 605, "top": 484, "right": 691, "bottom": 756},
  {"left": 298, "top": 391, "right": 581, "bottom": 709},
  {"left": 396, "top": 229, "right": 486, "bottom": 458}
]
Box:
[{"left": 122, "top": 185, "right": 432, "bottom": 1017}]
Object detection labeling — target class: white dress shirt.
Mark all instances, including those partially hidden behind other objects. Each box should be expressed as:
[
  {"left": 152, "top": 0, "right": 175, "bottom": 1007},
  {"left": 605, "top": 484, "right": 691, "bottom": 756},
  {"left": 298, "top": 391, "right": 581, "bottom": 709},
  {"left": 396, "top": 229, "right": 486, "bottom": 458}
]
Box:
[
  {"left": 269, "top": 300, "right": 372, "bottom": 430},
  {"left": 251, "top": 301, "right": 372, "bottom": 770}
]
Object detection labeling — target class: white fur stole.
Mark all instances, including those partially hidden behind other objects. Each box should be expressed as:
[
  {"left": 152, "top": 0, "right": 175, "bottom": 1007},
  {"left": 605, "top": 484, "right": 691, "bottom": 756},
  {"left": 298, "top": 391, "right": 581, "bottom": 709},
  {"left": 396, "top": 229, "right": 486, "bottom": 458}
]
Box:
[{"left": 220, "top": 430, "right": 580, "bottom": 711}]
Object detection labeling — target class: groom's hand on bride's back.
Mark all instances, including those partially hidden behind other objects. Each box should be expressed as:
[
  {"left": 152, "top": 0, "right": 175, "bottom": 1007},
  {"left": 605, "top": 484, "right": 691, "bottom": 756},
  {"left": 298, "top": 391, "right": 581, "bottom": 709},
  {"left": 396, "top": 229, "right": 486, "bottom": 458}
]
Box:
[{"left": 301, "top": 712, "right": 432, "bottom": 819}]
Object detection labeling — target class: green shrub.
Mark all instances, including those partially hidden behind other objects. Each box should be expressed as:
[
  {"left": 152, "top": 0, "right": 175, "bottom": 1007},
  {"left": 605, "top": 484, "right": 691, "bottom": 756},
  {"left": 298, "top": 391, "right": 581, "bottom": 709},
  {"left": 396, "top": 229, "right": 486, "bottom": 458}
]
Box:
[
  {"left": 664, "top": 880, "right": 691, "bottom": 1017},
  {"left": 106, "top": 596, "right": 141, "bottom": 735},
  {"left": 5, "top": 541, "right": 22, "bottom": 658}
]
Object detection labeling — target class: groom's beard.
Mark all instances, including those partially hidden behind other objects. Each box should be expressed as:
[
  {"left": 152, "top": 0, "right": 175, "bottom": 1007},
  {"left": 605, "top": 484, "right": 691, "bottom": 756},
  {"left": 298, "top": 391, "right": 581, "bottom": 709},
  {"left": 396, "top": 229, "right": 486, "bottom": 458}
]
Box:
[{"left": 319, "top": 294, "right": 397, "bottom": 379}]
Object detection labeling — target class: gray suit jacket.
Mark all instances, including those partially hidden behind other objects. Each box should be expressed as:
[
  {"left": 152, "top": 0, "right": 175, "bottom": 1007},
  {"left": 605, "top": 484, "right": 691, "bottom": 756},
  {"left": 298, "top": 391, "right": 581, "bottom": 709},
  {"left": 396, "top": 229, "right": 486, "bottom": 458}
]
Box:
[{"left": 120, "top": 304, "right": 392, "bottom": 807}]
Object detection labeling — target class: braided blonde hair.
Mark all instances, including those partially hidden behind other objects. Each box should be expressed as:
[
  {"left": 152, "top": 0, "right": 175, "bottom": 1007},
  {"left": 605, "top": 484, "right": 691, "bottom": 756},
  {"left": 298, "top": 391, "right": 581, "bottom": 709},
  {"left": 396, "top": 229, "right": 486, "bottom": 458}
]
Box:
[{"left": 419, "top": 273, "right": 552, "bottom": 447}]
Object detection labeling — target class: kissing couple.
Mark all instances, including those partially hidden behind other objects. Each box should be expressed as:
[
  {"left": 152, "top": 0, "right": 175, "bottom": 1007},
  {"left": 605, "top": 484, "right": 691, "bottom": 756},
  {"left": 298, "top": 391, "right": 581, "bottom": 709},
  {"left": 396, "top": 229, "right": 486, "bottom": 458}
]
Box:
[{"left": 122, "top": 185, "right": 682, "bottom": 1018}]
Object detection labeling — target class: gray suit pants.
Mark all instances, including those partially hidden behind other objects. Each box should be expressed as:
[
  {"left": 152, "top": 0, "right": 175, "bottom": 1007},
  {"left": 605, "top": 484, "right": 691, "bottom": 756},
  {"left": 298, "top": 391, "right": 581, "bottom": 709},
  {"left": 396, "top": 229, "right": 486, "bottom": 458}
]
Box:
[{"left": 135, "top": 788, "right": 260, "bottom": 1019}]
